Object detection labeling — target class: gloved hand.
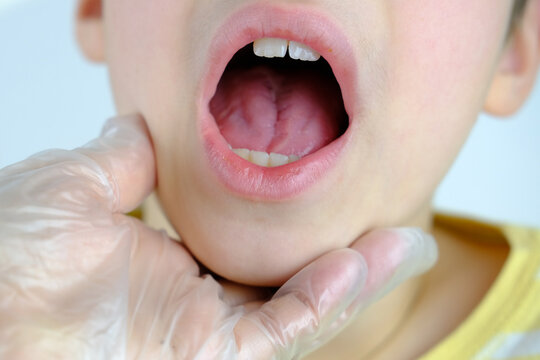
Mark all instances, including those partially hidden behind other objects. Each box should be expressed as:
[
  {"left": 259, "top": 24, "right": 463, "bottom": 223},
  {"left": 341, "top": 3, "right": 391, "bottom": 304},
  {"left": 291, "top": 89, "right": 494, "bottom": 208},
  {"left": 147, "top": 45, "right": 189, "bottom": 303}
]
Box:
[{"left": 0, "top": 114, "right": 438, "bottom": 359}]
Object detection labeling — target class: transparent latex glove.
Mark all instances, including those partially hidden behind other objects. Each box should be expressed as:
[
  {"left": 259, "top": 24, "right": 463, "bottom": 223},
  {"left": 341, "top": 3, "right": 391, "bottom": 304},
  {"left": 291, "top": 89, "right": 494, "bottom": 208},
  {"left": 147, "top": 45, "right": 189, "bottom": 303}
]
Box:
[{"left": 0, "top": 115, "right": 438, "bottom": 360}]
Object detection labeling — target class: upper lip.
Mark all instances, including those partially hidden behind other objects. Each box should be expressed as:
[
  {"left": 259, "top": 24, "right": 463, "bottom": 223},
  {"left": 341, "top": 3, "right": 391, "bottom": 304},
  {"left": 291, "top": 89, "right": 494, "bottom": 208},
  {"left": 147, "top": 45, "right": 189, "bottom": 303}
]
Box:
[
  {"left": 197, "top": 3, "right": 357, "bottom": 118},
  {"left": 196, "top": 3, "right": 359, "bottom": 200}
]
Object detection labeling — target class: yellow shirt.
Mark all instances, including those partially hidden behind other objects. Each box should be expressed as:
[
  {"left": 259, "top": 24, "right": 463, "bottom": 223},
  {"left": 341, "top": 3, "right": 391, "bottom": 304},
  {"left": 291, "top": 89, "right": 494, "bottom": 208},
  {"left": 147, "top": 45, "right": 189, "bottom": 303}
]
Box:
[{"left": 422, "top": 215, "right": 540, "bottom": 360}]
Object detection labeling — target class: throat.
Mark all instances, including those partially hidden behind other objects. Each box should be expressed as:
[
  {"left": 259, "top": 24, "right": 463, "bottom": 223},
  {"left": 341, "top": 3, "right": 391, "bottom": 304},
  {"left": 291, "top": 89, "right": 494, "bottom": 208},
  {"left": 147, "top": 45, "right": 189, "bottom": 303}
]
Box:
[
  {"left": 304, "top": 277, "right": 425, "bottom": 360},
  {"left": 209, "top": 47, "right": 348, "bottom": 159}
]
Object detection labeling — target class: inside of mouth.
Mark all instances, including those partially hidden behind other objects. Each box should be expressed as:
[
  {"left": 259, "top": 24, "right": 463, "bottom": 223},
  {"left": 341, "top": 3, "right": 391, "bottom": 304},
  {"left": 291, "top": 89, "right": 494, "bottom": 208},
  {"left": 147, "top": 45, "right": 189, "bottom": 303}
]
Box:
[{"left": 209, "top": 43, "right": 349, "bottom": 160}]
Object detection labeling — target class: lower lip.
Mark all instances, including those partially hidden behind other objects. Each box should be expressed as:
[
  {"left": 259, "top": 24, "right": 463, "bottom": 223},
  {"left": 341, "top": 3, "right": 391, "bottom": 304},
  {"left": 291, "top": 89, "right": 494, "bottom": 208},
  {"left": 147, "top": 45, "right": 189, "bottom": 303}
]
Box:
[
  {"left": 197, "top": 4, "right": 356, "bottom": 201},
  {"left": 200, "top": 114, "right": 350, "bottom": 200}
]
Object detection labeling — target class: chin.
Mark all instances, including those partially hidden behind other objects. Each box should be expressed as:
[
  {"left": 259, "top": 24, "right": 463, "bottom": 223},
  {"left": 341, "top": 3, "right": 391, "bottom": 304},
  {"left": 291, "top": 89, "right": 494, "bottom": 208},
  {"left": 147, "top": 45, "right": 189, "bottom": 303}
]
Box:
[{"left": 178, "top": 213, "right": 360, "bottom": 286}]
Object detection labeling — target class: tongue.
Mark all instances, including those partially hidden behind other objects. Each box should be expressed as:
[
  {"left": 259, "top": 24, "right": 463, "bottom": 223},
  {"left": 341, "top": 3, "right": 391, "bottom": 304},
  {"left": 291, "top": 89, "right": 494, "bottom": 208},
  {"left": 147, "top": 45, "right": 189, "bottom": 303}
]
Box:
[{"left": 210, "top": 65, "right": 346, "bottom": 157}]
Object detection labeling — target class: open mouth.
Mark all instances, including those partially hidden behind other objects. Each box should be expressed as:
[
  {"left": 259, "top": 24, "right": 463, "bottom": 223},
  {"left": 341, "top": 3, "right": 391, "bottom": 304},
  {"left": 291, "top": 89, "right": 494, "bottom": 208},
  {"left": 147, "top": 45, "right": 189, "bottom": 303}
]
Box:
[
  {"left": 209, "top": 38, "right": 349, "bottom": 167},
  {"left": 197, "top": 5, "right": 357, "bottom": 200}
]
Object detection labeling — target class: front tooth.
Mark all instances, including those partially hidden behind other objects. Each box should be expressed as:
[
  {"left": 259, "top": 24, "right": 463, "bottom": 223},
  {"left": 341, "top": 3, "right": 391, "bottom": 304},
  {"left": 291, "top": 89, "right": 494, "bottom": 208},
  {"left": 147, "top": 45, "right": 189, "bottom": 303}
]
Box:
[
  {"left": 232, "top": 148, "right": 301, "bottom": 167},
  {"left": 253, "top": 38, "right": 288, "bottom": 58},
  {"left": 288, "top": 155, "right": 300, "bottom": 163},
  {"left": 249, "top": 150, "right": 270, "bottom": 166},
  {"left": 233, "top": 148, "right": 250, "bottom": 160},
  {"left": 288, "top": 41, "right": 320, "bottom": 61},
  {"left": 269, "top": 153, "right": 289, "bottom": 167}
]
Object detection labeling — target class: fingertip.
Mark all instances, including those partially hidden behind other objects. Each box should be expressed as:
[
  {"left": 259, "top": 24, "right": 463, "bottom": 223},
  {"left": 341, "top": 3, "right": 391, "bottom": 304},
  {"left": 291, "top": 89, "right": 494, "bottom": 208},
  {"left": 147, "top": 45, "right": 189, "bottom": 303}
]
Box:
[
  {"left": 79, "top": 114, "right": 156, "bottom": 213},
  {"left": 398, "top": 228, "right": 439, "bottom": 276},
  {"left": 100, "top": 114, "right": 150, "bottom": 141},
  {"left": 348, "top": 227, "right": 439, "bottom": 307},
  {"left": 350, "top": 227, "right": 438, "bottom": 276}
]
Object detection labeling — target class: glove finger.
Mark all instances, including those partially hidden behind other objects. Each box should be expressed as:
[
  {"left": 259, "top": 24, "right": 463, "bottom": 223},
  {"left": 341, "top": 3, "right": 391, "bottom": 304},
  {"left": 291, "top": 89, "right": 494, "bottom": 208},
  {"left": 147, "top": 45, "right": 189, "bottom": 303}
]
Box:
[
  {"left": 306, "top": 228, "right": 438, "bottom": 352},
  {"left": 77, "top": 114, "right": 156, "bottom": 213},
  {"left": 126, "top": 219, "right": 241, "bottom": 359},
  {"left": 311, "top": 227, "right": 439, "bottom": 347},
  {"left": 0, "top": 114, "right": 155, "bottom": 216},
  {"left": 348, "top": 227, "right": 438, "bottom": 308},
  {"left": 233, "top": 228, "right": 438, "bottom": 359},
  {"left": 234, "top": 248, "right": 367, "bottom": 360}
]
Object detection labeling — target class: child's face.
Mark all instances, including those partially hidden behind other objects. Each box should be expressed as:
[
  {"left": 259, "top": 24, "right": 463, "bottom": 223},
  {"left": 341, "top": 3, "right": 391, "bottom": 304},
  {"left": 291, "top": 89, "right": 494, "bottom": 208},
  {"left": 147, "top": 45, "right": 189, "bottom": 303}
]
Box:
[{"left": 90, "top": 0, "right": 522, "bottom": 285}]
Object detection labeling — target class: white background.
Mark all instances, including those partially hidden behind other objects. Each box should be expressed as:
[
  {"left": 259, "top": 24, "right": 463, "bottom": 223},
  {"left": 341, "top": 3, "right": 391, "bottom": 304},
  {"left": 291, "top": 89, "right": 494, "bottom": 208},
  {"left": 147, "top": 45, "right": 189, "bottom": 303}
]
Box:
[{"left": 1, "top": 1, "right": 539, "bottom": 227}]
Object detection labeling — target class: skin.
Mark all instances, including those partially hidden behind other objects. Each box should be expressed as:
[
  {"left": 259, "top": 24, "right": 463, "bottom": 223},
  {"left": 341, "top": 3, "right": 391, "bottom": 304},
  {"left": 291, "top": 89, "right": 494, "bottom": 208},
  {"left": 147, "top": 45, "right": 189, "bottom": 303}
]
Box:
[{"left": 76, "top": 0, "right": 540, "bottom": 357}]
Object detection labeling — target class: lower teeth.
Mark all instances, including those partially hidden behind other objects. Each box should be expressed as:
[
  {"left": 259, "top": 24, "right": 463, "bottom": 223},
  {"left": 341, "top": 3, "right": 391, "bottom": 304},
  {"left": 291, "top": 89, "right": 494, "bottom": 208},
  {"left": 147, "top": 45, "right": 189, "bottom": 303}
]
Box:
[{"left": 231, "top": 148, "right": 300, "bottom": 167}]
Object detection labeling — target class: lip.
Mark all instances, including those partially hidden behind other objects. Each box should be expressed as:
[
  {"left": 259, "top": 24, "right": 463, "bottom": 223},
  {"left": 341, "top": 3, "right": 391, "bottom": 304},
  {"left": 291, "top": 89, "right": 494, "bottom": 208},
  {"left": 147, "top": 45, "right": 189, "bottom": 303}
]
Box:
[{"left": 197, "top": 3, "right": 358, "bottom": 201}]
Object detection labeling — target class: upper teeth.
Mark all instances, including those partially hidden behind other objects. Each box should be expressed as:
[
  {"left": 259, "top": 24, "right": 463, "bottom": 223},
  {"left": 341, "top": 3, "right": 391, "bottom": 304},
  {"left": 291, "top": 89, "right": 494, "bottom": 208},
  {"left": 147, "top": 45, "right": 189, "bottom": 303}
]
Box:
[
  {"left": 253, "top": 38, "right": 321, "bottom": 61},
  {"left": 231, "top": 148, "right": 300, "bottom": 167}
]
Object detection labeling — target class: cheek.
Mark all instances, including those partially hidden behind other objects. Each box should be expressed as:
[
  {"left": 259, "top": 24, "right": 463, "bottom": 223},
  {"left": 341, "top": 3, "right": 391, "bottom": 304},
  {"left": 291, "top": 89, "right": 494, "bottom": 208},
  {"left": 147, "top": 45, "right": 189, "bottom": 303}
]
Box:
[
  {"left": 391, "top": 0, "right": 510, "bottom": 108},
  {"left": 105, "top": 0, "right": 206, "bottom": 196},
  {"left": 105, "top": 0, "right": 195, "bottom": 120},
  {"left": 378, "top": 0, "right": 511, "bottom": 215}
]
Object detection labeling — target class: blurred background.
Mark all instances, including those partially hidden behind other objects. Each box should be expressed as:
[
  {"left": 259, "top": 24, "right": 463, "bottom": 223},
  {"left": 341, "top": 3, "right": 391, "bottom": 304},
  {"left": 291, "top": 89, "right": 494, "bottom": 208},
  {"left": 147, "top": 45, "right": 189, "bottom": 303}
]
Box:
[{"left": 1, "top": 1, "right": 539, "bottom": 227}]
